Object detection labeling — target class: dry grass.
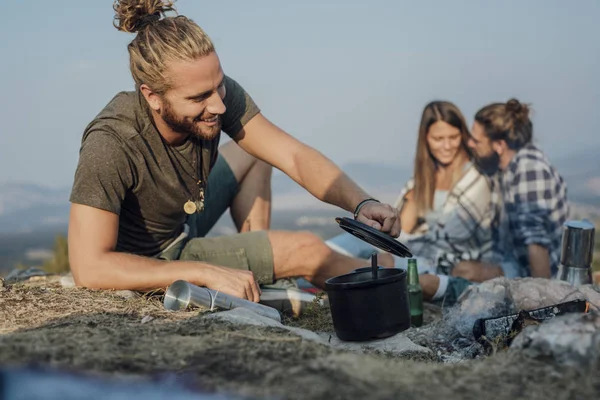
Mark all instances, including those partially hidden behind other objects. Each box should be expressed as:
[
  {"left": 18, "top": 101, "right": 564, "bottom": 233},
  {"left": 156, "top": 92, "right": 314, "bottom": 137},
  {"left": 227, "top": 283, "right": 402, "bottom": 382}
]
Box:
[
  {"left": 283, "top": 292, "right": 334, "bottom": 332},
  {"left": 0, "top": 276, "right": 598, "bottom": 399}
]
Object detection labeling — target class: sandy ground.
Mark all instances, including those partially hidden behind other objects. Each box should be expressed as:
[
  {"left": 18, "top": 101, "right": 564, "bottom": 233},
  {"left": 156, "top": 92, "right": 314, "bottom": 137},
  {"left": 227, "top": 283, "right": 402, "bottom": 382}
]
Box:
[{"left": 0, "top": 276, "right": 598, "bottom": 400}]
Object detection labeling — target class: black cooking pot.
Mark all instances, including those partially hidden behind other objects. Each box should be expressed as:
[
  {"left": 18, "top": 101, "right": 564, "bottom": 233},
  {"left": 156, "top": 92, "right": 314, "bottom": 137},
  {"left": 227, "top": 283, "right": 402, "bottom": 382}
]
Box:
[
  {"left": 325, "top": 217, "right": 413, "bottom": 341},
  {"left": 325, "top": 267, "right": 410, "bottom": 341}
]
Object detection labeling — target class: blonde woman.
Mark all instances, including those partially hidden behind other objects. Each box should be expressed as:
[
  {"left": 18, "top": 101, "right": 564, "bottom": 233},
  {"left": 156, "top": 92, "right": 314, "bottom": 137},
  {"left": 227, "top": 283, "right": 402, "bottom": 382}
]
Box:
[{"left": 327, "top": 101, "right": 496, "bottom": 294}]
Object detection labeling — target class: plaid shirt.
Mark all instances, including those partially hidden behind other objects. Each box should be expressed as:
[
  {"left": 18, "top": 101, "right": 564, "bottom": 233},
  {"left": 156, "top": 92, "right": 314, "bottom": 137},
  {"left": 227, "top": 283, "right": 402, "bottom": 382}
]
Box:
[
  {"left": 394, "top": 164, "right": 496, "bottom": 272},
  {"left": 491, "top": 143, "right": 570, "bottom": 277}
]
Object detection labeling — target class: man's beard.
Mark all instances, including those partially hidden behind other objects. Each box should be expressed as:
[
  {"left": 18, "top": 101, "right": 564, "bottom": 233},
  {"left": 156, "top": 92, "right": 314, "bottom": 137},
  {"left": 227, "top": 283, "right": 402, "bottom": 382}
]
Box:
[
  {"left": 474, "top": 151, "right": 501, "bottom": 176},
  {"left": 160, "top": 99, "right": 222, "bottom": 140}
]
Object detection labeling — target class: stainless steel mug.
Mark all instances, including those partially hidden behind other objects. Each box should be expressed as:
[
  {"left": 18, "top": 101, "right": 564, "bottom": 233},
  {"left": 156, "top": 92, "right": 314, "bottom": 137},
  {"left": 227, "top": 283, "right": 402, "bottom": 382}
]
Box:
[{"left": 557, "top": 220, "right": 595, "bottom": 287}]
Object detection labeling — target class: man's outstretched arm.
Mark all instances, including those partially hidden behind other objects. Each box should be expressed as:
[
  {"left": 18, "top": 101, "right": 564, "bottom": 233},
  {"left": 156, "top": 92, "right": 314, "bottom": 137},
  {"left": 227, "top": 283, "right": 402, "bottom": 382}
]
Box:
[
  {"left": 68, "top": 203, "right": 261, "bottom": 301},
  {"left": 234, "top": 113, "right": 401, "bottom": 236}
]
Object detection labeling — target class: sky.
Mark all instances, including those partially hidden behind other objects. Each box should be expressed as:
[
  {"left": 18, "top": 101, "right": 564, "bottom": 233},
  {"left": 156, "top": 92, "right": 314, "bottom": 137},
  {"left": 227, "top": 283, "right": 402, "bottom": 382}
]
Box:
[{"left": 1, "top": 0, "right": 599, "bottom": 188}]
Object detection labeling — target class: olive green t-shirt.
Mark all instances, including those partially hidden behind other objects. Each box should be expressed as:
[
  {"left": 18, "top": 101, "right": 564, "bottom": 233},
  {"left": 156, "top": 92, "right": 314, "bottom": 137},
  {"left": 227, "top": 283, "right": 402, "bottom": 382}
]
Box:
[{"left": 69, "top": 76, "right": 260, "bottom": 256}]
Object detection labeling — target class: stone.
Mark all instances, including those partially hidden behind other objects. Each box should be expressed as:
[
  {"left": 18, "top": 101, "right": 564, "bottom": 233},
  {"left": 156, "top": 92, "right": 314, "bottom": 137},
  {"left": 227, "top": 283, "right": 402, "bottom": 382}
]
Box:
[
  {"left": 577, "top": 285, "right": 600, "bottom": 311},
  {"left": 507, "top": 278, "right": 591, "bottom": 310},
  {"left": 456, "top": 277, "right": 600, "bottom": 324},
  {"left": 114, "top": 290, "right": 138, "bottom": 300},
  {"left": 406, "top": 277, "right": 600, "bottom": 362},
  {"left": 205, "top": 308, "right": 431, "bottom": 358},
  {"left": 510, "top": 312, "right": 600, "bottom": 368},
  {"left": 316, "top": 331, "right": 432, "bottom": 357},
  {"left": 59, "top": 274, "right": 76, "bottom": 288},
  {"left": 4, "top": 267, "right": 48, "bottom": 284}
]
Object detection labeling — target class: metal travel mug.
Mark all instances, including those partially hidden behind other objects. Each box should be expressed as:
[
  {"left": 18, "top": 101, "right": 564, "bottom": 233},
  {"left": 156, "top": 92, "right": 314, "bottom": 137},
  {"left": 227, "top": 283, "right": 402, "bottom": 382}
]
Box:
[
  {"left": 163, "top": 280, "right": 282, "bottom": 322},
  {"left": 557, "top": 220, "right": 595, "bottom": 287}
]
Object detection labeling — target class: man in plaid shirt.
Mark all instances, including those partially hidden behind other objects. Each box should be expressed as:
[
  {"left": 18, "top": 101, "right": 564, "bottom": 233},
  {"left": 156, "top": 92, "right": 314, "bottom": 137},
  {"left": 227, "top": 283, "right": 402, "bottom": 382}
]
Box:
[
  {"left": 487, "top": 144, "right": 569, "bottom": 279},
  {"left": 419, "top": 98, "right": 570, "bottom": 304}
]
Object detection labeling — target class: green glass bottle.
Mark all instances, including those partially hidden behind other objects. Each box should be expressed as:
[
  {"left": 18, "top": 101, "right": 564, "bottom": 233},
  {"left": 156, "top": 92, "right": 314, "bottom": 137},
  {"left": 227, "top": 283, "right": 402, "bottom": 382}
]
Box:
[{"left": 407, "top": 258, "right": 423, "bottom": 327}]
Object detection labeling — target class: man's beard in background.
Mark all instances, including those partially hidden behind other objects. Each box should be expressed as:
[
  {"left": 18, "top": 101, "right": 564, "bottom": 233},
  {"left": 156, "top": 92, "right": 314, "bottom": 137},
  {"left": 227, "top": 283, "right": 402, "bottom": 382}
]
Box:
[{"left": 474, "top": 151, "right": 501, "bottom": 176}]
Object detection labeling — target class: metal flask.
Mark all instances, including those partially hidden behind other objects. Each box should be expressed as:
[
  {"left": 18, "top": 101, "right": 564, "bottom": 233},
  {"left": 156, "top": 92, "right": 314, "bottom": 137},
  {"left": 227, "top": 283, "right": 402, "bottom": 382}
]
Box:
[{"left": 556, "top": 220, "right": 595, "bottom": 287}]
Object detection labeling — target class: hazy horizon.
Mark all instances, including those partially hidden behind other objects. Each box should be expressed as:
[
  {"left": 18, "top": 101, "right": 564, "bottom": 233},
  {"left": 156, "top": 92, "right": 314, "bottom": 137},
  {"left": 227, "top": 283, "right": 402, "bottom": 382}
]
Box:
[{"left": 1, "top": 1, "right": 599, "bottom": 189}]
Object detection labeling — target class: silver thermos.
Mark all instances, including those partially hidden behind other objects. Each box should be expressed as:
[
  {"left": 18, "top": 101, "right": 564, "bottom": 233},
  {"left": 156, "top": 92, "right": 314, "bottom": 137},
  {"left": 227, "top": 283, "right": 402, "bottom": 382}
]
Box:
[{"left": 556, "top": 220, "right": 595, "bottom": 287}]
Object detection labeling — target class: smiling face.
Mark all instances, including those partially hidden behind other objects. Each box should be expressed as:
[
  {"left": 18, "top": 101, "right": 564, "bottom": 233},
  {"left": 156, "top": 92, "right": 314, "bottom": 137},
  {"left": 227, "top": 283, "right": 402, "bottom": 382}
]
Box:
[
  {"left": 146, "top": 51, "right": 227, "bottom": 141},
  {"left": 426, "top": 120, "right": 463, "bottom": 166}
]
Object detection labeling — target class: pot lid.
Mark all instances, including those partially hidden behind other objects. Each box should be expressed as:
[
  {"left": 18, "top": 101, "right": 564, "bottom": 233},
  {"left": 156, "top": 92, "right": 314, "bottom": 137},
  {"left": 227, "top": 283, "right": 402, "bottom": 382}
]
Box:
[{"left": 335, "top": 217, "right": 413, "bottom": 258}]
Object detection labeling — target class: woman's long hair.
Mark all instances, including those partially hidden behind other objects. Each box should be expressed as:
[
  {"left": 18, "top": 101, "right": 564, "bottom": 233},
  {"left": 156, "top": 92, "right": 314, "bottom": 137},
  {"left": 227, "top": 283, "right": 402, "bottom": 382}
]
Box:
[{"left": 412, "top": 101, "right": 472, "bottom": 217}]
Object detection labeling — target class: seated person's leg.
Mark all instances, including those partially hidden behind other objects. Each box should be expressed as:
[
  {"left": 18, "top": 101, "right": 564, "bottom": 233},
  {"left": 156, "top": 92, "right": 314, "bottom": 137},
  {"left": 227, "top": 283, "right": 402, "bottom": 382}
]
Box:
[
  {"left": 326, "top": 232, "right": 397, "bottom": 268},
  {"left": 420, "top": 274, "right": 474, "bottom": 305},
  {"left": 190, "top": 141, "right": 272, "bottom": 238},
  {"left": 179, "top": 230, "right": 371, "bottom": 290},
  {"left": 451, "top": 260, "right": 504, "bottom": 282},
  {"left": 219, "top": 140, "right": 272, "bottom": 233},
  {"left": 270, "top": 231, "right": 371, "bottom": 288},
  {"left": 325, "top": 231, "right": 384, "bottom": 259},
  {"left": 392, "top": 254, "right": 437, "bottom": 274}
]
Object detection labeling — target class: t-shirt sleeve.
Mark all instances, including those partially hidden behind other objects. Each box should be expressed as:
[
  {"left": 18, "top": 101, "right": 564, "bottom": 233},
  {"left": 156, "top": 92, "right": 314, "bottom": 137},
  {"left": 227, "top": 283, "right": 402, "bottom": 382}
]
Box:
[
  {"left": 220, "top": 75, "right": 261, "bottom": 138},
  {"left": 69, "top": 132, "right": 135, "bottom": 215}
]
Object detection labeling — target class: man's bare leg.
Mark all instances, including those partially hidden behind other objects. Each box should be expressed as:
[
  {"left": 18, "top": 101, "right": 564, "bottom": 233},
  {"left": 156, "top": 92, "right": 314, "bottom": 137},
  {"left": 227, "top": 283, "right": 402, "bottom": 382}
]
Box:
[
  {"left": 268, "top": 231, "right": 370, "bottom": 288},
  {"left": 219, "top": 141, "right": 272, "bottom": 233}
]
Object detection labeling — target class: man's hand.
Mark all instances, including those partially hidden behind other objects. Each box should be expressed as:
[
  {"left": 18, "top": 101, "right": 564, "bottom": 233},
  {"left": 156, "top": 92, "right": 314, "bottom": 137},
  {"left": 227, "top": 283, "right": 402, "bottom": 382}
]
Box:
[
  {"left": 202, "top": 265, "right": 261, "bottom": 302},
  {"left": 356, "top": 201, "right": 401, "bottom": 237},
  {"left": 69, "top": 204, "right": 263, "bottom": 300},
  {"left": 452, "top": 260, "right": 503, "bottom": 282},
  {"left": 527, "top": 244, "right": 551, "bottom": 278}
]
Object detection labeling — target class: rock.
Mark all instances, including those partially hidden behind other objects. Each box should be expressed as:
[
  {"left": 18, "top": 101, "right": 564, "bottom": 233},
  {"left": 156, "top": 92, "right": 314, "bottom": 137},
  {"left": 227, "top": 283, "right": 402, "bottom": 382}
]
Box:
[
  {"left": 317, "top": 331, "right": 432, "bottom": 357},
  {"left": 114, "top": 290, "right": 138, "bottom": 299},
  {"left": 205, "top": 308, "right": 432, "bottom": 358},
  {"left": 141, "top": 316, "right": 154, "bottom": 324},
  {"left": 457, "top": 277, "right": 600, "bottom": 320},
  {"left": 59, "top": 274, "right": 76, "bottom": 288},
  {"left": 4, "top": 267, "right": 48, "bottom": 284},
  {"left": 508, "top": 278, "right": 589, "bottom": 310},
  {"left": 577, "top": 285, "right": 600, "bottom": 311},
  {"left": 411, "top": 277, "right": 600, "bottom": 361},
  {"left": 510, "top": 312, "right": 600, "bottom": 368},
  {"left": 0, "top": 277, "right": 5, "bottom": 289}
]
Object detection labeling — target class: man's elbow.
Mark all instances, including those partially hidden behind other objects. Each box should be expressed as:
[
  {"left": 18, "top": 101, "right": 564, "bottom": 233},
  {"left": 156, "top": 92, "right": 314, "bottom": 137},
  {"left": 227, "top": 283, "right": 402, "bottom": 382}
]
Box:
[{"left": 69, "top": 256, "right": 107, "bottom": 289}]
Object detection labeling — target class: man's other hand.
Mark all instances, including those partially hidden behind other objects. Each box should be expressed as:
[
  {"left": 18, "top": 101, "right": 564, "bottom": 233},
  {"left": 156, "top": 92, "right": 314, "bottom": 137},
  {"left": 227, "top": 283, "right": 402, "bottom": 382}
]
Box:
[
  {"left": 203, "top": 266, "right": 261, "bottom": 302},
  {"left": 356, "top": 202, "right": 401, "bottom": 238}
]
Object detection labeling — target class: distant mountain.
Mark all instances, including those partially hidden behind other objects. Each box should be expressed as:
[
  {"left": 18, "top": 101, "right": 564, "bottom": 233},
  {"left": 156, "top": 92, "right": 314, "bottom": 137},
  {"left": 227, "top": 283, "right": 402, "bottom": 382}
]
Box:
[
  {"left": 0, "top": 183, "right": 70, "bottom": 234},
  {"left": 552, "top": 148, "right": 600, "bottom": 205},
  {"left": 0, "top": 147, "right": 598, "bottom": 234}
]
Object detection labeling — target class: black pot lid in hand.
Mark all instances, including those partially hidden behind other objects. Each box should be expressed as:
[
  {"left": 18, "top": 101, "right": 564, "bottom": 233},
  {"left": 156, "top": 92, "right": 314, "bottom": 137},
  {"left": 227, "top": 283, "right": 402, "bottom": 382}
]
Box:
[{"left": 335, "top": 217, "right": 413, "bottom": 258}]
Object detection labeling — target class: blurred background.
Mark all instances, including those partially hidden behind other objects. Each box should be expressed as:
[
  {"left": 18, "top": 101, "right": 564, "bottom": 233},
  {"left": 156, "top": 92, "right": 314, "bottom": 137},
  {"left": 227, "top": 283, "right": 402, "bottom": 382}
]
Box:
[{"left": 1, "top": 0, "right": 599, "bottom": 274}]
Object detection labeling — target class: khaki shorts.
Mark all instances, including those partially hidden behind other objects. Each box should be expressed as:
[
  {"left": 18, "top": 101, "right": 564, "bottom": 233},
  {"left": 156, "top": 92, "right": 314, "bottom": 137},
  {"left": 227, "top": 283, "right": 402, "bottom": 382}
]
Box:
[{"left": 158, "top": 154, "right": 274, "bottom": 285}]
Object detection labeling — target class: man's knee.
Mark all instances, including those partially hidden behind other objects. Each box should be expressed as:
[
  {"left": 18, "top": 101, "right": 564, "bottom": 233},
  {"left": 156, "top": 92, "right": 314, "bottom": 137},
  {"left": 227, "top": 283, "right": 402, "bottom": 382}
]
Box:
[
  {"left": 288, "top": 231, "right": 329, "bottom": 255},
  {"left": 268, "top": 230, "right": 331, "bottom": 264}
]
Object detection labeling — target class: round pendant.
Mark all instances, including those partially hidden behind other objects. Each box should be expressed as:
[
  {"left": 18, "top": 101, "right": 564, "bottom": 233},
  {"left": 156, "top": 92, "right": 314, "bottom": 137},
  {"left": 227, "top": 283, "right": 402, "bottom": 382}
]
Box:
[{"left": 183, "top": 200, "right": 197, "bottom": 215}]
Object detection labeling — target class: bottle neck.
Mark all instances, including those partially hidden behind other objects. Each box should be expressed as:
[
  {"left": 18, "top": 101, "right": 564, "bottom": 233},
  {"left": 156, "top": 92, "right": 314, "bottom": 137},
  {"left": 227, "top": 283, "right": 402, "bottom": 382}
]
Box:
[{"left": 407, "top": 263, "right": 419, "bottom": 286}]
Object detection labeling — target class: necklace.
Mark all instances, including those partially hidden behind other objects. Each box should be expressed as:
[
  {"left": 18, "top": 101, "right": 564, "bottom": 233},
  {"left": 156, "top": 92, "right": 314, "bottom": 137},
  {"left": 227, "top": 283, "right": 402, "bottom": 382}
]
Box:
[{"left": 169, "top": 139, "right": 206, "bottom": 215}]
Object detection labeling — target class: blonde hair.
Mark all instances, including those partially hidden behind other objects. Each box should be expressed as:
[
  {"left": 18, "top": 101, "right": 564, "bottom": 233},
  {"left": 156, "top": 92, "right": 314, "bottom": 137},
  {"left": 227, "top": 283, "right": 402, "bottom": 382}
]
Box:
[
  {"left": 412, "top": 101, "right": 471, "bottom": 217},
  {"left": 113, "top": 0, "right": 215, "bottom": 94},
  {"left": 474, "top": 98, "right": 533, "bottom": 150}
]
